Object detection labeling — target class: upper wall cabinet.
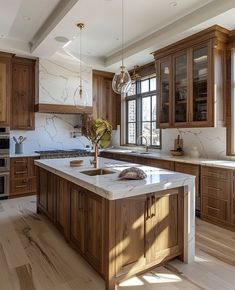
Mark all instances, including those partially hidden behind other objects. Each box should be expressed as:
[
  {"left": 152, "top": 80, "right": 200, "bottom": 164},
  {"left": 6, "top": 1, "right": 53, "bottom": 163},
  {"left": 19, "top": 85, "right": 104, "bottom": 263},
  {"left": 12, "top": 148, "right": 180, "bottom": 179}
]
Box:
[
  {"left": 93, "top": 70, "right": 121, "bottom": 130},
  {"left": 0, "top": 52, "right": 13, "bottom": 126},
  {"left": 154, "top": 25, "right": 229, "bottom": 128},
  {"left": 11, "top": 57, "right": 36, "bottom": 130}
]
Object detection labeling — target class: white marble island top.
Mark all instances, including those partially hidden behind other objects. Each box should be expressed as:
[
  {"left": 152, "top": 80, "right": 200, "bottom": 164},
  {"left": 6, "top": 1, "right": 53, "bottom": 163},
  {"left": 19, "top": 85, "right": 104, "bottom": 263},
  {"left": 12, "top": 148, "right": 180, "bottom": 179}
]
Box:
[{"left": 35, "top": 156, "right": 195, "bottom": 201}]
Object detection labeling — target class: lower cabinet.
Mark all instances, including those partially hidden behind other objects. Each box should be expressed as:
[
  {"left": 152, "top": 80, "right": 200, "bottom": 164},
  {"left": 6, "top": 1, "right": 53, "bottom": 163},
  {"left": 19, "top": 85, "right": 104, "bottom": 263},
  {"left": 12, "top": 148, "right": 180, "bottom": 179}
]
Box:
[
  {"left": 201, "top": 166, "right": 234, "bottom": 229},
  {"left": 175, "top": 162, "right": 200, "bottom": 212},
  {"left": 10, "top": 156, "right": 38, "bottom": 197},
  {"left": 114, "top": 188, "right": 184, "bottom": 278},
  {"left": 36, "top": 168, "right": 184, "bottom": 287}
]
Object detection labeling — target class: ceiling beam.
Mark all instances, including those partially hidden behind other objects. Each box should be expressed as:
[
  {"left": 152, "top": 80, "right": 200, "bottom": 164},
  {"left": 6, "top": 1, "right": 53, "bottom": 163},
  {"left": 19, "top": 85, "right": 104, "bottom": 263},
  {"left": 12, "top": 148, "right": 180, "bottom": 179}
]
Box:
[
  {"left": 30, "top": 0, "right": 79, "bottom": 53},
  {"left": 105, "top": 0, "right": 235, "bottom": 67}
]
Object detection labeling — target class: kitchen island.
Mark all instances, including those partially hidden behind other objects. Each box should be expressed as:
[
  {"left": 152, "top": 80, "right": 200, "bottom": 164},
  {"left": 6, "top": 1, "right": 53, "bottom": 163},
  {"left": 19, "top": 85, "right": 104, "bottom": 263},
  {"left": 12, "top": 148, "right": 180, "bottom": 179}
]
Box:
[{"left": 35, "top": 157, "right": 195, "bottom": 290}]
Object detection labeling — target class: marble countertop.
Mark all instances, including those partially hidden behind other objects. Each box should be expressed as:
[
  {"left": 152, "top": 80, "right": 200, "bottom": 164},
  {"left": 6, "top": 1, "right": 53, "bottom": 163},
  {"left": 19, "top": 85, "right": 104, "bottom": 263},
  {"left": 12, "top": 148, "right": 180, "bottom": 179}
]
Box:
[
  {"left": 103, "top": 148, "right": 235, "bottom": 169},
  {"left": 10, "top": 153, "right": 40, "bottom": 158},
  {"left": 35, "top": 156, "right": 195, "bottom": 200}
]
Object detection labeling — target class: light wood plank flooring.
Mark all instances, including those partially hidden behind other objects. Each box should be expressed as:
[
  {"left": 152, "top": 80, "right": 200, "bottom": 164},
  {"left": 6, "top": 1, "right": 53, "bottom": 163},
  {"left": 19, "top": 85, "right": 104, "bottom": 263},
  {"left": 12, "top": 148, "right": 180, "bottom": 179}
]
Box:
[{"left": 0, "top": 196, "right": 235, "bottom": 290}]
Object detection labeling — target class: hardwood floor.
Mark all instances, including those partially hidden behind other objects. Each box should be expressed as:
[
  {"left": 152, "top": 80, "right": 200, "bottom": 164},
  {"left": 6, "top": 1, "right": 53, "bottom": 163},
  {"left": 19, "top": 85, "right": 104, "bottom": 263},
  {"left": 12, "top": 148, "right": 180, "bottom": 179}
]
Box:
[{"left": 0, "top": 196, "right": 235, "bottom": 290}]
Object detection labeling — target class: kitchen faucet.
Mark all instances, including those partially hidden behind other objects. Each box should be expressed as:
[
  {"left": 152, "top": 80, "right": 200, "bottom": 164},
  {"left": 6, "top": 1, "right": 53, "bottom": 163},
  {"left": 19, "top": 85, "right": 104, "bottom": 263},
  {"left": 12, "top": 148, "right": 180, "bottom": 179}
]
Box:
[{"left": 137, "top": 135, "right": 149, "bottom": 152}]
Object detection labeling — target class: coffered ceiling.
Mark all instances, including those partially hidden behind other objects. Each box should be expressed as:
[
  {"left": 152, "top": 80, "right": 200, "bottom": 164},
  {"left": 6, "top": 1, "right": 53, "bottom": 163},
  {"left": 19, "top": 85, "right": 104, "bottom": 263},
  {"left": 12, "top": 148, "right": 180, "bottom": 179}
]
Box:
[{"left": 0, "top": 0, "right": 235, "bottom": 71}]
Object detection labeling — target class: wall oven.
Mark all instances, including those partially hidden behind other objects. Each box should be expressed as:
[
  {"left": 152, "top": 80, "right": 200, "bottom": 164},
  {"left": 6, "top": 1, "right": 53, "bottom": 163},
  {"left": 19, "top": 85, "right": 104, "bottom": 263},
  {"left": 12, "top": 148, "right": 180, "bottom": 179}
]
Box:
[
  {"left": 0, "top": 134, "right": 10, "bottom": 155},
  {"left": 0, "top": 156, "right": 9, "bottom": 172},
  {"left": 0, "top": 172, "right": 9, "bottom": 197}
]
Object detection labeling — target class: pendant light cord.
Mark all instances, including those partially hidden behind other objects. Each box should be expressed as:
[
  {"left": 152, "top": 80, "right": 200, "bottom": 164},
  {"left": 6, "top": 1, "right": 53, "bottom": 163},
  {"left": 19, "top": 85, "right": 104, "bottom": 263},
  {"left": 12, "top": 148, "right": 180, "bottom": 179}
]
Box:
[
  {"left": 121, "top": 0, "right": 124, "bottom": 68},
  {"left": 80, "top": 25, "right": 82, "bottom": 88}
]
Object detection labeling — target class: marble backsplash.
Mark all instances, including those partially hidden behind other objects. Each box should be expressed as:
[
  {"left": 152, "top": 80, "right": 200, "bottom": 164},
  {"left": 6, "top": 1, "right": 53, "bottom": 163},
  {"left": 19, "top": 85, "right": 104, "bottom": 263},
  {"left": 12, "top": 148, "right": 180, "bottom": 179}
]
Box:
[
  {"left": 38, "top": 58, "right": 92, "bottom": 107},
  {"left": 10, "top": 113, "right": 91, "bottom": 154},
  {"left": 161, "top": 127, "right": 227, "bottom": 159}
]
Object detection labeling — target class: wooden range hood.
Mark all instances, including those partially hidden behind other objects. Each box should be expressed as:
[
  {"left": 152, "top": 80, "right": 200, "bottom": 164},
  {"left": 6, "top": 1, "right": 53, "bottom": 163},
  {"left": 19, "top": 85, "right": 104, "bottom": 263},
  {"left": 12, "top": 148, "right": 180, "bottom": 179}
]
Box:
[{"left": 35, "top": 103, "right": 93, "bottom": 114}]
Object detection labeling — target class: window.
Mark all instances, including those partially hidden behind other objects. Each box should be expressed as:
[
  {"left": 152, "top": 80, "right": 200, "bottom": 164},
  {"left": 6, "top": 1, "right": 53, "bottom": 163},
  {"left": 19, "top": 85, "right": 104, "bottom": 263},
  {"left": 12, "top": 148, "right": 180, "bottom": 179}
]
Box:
[{"left": 126, "top": 76, "right": 161, "bottom": 148}]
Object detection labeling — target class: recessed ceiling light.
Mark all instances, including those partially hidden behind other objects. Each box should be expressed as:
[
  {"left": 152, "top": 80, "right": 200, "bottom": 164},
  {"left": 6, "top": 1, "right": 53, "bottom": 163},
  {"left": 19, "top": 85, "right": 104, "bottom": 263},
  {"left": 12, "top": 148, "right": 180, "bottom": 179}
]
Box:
[
  {"left": 170, "top": 1, "right": 178, "bottom": 7},
  {"left": 55, "top": 36, "right": 70, "bottom": 43},
  {"left": 0, "top": 34, "right": 6, "bottom": 38},
  {"left": 23, "top": 15, "right": 31, "bottom": 21}
]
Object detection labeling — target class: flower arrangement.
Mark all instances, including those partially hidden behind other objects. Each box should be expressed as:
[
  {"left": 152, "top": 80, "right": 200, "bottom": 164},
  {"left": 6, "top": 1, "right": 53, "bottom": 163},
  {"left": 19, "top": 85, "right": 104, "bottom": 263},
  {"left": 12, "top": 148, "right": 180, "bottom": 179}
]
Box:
[{"left": 82, "top": 116, "right": 112, "bottom": 148}]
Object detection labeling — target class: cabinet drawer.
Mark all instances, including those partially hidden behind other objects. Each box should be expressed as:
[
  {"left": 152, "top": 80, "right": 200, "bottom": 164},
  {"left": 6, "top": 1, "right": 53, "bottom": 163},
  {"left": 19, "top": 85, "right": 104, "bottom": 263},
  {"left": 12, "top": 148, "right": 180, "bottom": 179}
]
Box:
[
  {"left": 114, "top": 154, "right": 136, "bottom": 163},
  {"left": 148, "top": 159, "right": 174, "bottom": 171},
  {"left": 11, "top": 158, "right": 28, "bottom": 166},
  {"left": 202, "top": 197, "right": 229, "bottom": 222},
  {"left": 11, "top": 178, "right": 36, "bottom": 195},
  {"left": 12, "top": 165, "right": 28, "bottom": 178},
  {"left": 202, "top": 166, "right": 231, "bottom": 179},
  {"left": 202, "top": 176, "right": 230, "bottom": 200},
  {"left": 100, "top": 152, "right": 113, "bottom": 159}
]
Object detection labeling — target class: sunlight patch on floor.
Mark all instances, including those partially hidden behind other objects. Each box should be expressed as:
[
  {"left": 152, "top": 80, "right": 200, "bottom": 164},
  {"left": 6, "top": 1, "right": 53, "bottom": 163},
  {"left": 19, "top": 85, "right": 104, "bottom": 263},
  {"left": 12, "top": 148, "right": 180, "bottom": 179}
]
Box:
[
  {"left": 142, "top": 273, "right": 181, "bottom": 284},
  {"left": 119, "top": 277, "right": 144, "bottom": 287}
]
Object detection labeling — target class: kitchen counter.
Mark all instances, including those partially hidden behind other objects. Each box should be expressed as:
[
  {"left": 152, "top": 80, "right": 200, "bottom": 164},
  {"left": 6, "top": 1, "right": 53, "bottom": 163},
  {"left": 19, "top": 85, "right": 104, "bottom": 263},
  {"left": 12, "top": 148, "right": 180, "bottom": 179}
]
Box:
[
  {"left": 35, "top": 156, "right": 195, "bottom": 200},
  {"left": 103, "top": 148, "right": 235, "bottom": 169}
]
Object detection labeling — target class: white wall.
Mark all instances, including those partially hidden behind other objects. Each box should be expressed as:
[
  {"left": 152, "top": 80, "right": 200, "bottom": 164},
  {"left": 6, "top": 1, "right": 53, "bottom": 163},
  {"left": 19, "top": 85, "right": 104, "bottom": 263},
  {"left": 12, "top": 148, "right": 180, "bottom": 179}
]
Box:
[{"left": 10, "top": 113, "right": 91, "bottom": 154}]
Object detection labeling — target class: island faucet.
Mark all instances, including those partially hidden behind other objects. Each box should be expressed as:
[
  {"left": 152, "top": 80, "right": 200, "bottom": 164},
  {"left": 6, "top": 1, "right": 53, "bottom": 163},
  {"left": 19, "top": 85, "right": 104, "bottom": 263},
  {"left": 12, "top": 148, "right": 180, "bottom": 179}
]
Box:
[{"left": 137, "top": 135, "right": 149, "bottom": 152}]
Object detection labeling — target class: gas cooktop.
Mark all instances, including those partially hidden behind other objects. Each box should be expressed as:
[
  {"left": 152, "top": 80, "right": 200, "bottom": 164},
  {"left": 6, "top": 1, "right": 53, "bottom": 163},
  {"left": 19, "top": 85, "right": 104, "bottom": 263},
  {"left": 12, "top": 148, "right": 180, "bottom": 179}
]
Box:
[
  {"left": 35, "top": 149, "right": 88, "bottom": 154},
  {"left": 35, "top": 149, "right": 91, "bottom": 159}
]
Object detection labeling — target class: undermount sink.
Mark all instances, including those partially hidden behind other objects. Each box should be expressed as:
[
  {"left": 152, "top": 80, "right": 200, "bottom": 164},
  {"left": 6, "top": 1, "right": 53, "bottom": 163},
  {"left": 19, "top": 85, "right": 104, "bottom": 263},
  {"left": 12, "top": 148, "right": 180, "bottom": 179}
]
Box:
[
  {"left": 130, "top": 151, "right": 151, "bottom": 155},
  {"left": 81, "top": 168, "right": 116, "bottom": 176},
  {"left": 139, "top": 152, "right": 151, "bottom": 154}
]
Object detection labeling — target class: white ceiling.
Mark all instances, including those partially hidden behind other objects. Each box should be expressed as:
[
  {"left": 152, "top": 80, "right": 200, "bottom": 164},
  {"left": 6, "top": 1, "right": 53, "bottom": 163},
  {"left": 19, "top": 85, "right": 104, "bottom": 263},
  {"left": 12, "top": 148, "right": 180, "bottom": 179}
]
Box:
[{"left": 0, "top": 0, "right": 235, "bottom": 71}]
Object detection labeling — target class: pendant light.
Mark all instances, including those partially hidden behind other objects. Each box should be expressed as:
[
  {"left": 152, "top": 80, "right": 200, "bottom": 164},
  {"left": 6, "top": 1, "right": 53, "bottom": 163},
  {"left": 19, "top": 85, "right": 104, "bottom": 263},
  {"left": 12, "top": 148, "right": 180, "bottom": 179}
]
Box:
[
  {"left": 75, "top": 23, "right": 87, "bottom": 107},
  {"left": 112, "top": 0, "right": 131, "bottom": 95}
]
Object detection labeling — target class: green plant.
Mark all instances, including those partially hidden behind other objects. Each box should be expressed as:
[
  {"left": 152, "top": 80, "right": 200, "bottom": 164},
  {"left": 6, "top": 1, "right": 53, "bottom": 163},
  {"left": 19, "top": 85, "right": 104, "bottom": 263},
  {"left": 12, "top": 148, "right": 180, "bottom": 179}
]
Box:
[{"left": 82, "top": 117, "right": 112, "bottom": 148}]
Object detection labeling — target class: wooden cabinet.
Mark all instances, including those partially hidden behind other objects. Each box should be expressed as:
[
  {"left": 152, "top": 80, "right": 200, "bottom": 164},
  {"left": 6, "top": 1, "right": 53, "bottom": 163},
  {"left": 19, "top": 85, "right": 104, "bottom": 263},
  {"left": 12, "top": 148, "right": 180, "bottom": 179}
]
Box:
[
  {"left": 85, "top": 190, "right": 106, "bottom": 275},
  {"left": 0, "top": 52, "right": 13, "bottom": 126},
  {"left": 175, "top": 162, "right": 200, "bottom": 212},
  {"left": 115, "top": 195, "right": 146, "bottom": 276},
  {"left": 201, "top": 166, "right": 232, "bottom": 226},
  {"left": 55, "top": 176, "right": 70, "bottom": 237},
  {"left": 93, "top": 70, "right": 120, "bottom": 129},
  {"left": 147, "top": 158, "right": 174, "bottom": 170},
  {"left": 154, "top": 26, "right": 228, "bottom": 128},
  {"left": 36, "top": 167, "right": 184, "bottom": 290},
  {"left": 70, "top": 184, "right": 85, "bottom": 254},
  {"left": 10, "top": 157, "right": 38, "bottom": 197},
  {"left": 115, "top": 188, "right": 184, "bottom": 278},
  {"left": 11, "top": 57, "right": 35, "bottom": 130}
]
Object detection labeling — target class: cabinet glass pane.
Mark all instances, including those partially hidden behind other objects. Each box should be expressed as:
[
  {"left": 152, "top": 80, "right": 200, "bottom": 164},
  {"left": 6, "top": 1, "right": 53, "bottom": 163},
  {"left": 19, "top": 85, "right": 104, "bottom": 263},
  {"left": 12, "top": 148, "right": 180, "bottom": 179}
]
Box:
[
  {"left": 152, "top": 96, "right": 156, "bottom": 121},
  {"left": 160, "top": 61, "right": 170, "bottom": 123},
  {"left": 141, "top": 79, "right": 149, "bottom": 93},
  {"left": 193, "top": 46, "right": 208, "bottom": 122},
  {"left": 150, "top": 78, "right": 156, "bottom": 91},
  {"left": 174, "top": 53, "right": 187, "bottom": 123}
]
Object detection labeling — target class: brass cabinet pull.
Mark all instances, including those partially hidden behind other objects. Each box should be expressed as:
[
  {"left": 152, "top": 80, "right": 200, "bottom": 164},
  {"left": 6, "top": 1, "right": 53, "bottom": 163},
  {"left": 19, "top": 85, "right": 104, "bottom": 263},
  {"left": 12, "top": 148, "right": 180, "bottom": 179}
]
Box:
[
  {"left": 16, "top": 185, "right": 27, "bottom": 188},
  {"left": 146, "top": 197, "right": 151, "bottom": 219},
  {"left": 15, "top": 171, "right": 27, "bottom": 174},
  {"left": 151, "top": 195, "right": 156, "bottom": 217}
]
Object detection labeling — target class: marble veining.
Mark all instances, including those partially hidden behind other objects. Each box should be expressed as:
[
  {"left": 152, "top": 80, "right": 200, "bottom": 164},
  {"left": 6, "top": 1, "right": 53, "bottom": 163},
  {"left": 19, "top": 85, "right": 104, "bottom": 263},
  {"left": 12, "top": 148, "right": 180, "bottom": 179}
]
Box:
[
  {"left": 38, "top": 59, "right": 92, "bottom": 107},
  {"left": 161, "top": 127, "right": 226, "bottom": 159},
  {"left": 10, "top": 113, "right": 91, "bottom": 154}
]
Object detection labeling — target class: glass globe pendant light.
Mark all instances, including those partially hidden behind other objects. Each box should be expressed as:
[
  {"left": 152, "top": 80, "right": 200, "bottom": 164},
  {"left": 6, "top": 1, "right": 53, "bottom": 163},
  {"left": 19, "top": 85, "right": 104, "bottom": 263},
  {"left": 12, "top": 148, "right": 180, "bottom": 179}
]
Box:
[
  {"left": 112, "top": 0, "right": 131, "bottom": 95},
  {"left": 74, "top": 22, "right": 88, "bottom": 107}
]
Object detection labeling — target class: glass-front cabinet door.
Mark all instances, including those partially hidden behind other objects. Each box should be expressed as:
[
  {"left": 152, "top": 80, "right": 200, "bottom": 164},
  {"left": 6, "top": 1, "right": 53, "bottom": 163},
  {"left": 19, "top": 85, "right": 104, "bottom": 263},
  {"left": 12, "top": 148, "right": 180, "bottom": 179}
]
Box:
[
  {"left": 157, "top": 57, "right": 171, "bottom": 127},
  {"left": 173, "top": 51, "right": 188, "bottom": 126},
  {"left": 191, "top": 44, "right": 210, "bottom": 125}
]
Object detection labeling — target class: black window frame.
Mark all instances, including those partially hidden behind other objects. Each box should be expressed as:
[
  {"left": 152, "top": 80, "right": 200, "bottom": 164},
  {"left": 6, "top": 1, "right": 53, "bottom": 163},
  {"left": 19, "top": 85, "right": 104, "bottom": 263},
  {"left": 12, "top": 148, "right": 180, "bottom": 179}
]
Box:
[{"left": 125, "top": 75, "right": 161, "bottom": 149}]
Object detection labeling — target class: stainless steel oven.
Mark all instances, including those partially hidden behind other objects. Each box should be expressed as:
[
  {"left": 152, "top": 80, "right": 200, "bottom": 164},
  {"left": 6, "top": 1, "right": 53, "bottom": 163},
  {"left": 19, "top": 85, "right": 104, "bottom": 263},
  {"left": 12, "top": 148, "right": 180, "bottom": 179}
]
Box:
[
  {"left": 0, "top": 172, "right": 9, "bottom": 197},
  {"left": 0, "top": 156, "right": 9, "bottom": 172},
  {"left": 0, "top": 130, "right": 10, "bottom": 155}
]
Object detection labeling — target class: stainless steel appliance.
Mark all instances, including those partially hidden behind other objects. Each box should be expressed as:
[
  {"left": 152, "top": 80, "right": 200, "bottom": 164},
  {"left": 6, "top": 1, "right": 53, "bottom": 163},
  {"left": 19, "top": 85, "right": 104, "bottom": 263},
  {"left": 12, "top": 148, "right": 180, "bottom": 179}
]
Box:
[
  {"left": 0, "top": 171, "right": 9, "bottom": 197},
  {"left": 0, "top": 156, "right": 10, "bottom": 172},
  {"left": 35, "top": 149, "right": 91, "bottom": 159},
  {"left": 0, "top": 127, "right": 10, "bottom": 198}
]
